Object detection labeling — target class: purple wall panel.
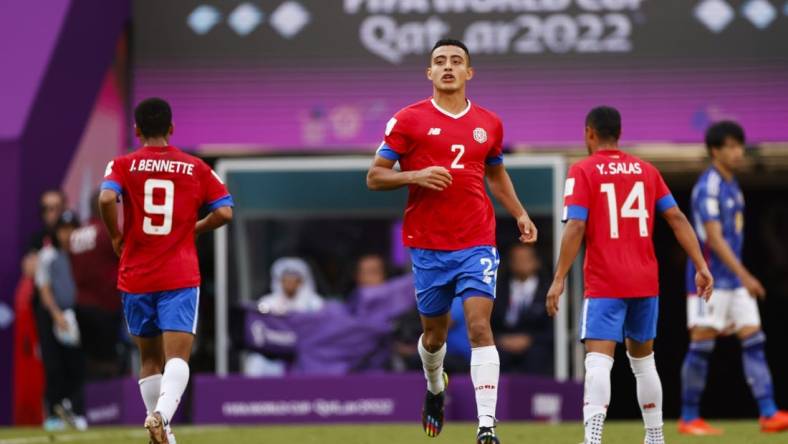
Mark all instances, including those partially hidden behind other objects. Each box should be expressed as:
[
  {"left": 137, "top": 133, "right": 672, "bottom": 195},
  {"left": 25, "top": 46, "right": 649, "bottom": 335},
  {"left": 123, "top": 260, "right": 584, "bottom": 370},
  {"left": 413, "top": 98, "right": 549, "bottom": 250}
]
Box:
[
  {"left": 0, "top": 0, "right": 70, "bottom": 138},
  {"left": 0, "top": 0, "right": 130, "bottom": 424}
]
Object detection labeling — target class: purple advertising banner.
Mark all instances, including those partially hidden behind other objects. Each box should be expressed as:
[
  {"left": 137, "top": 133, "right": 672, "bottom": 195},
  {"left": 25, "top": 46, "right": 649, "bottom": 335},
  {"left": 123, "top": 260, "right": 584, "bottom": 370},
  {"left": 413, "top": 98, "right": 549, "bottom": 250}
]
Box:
[
  {"left": 134, "top": 1, "right": 788, "bottom": 149},
  {"left": 192, "top": 373, "right": 582, "bottom": 424},
  {"left": 85, "top": 378, "right": 187, "bottom": 426}
]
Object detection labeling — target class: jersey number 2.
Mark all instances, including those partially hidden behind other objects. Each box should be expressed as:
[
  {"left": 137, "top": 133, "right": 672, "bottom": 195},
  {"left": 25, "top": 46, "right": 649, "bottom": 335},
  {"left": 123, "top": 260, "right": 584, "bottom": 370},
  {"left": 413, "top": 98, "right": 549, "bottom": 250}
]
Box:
[
  {"left": 450, "top": 144, "right": 465, "bottom": 169},
  {"left": 143, "top": 179, "right": 174, "bottom": 235},
  {"left": 600, "top": 181, "right": 648, "bottom": 239}
]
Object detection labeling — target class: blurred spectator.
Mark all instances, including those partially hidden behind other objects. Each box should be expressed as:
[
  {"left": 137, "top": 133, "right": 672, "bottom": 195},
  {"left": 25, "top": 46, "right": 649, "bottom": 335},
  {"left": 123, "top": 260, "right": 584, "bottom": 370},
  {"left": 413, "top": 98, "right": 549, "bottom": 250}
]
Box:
[
  {"left": 355, "top": 254, "right": 387, "bottom": 288},
  {"left": 492, "top": 244, "right": 553, "bottom": 375},
  {"left": 13, "top": 190, "right": 65, "bottom": 426},
  {"left": 246, "top": 257, "right": 324, "bottom": 376},
  {"left": 34, "top": 211, "right": 87, "bottom": 431},
  {"left": 21, "top": 190, "right": 67, "bottom": 279},
  {"left": 70, "top": 191, "right": 123, "bottom": 379},
  {"left": 258, "top": 257, "right": 324, "bottom": 314},
  {"left": 346, "top": 253, "right": 388, "bottom": 313},
  {"left": 30, "top": 190, "right": 67, "bottom": 251}
]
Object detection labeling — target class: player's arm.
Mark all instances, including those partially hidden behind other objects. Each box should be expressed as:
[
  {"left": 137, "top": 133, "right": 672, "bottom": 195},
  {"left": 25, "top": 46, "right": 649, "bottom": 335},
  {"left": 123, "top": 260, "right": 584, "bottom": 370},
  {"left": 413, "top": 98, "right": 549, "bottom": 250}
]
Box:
[
  {"left": 703, "top": 220, "right": 764, "bottom": 298},
  {"left": 197, "top": 164, "right": 235, "bottom": 236},
  {"left": 99, "top": 160, "right": 125, "bottom": 256},
  {"left": 545, "top": 219, "right": 585, "bottom": 317},
  {"left": 661, "top": 207, "right": 714, "bottom": 300},
  {"left": 98, "top": 189, "right": 123, "bottom": 257},
  {"left": 366, "top": 155, "right": 452, "bottom": 191},
  {"left": 195, "top": 206, "right": 233, "bottom": 236},
  {"left": 485, "top": 164, "right": 537, "bottom": 243}
]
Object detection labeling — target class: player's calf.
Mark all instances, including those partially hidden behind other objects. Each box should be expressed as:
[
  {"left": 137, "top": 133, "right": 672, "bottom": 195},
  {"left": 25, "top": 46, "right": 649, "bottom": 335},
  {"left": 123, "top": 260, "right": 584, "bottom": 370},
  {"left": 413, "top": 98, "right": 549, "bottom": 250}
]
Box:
[
  {"left": 628, "top": 352, "right": 664, "bottom": 444},
  {"left": 583, "top": 352, "right": 613, "bottom": 444}
]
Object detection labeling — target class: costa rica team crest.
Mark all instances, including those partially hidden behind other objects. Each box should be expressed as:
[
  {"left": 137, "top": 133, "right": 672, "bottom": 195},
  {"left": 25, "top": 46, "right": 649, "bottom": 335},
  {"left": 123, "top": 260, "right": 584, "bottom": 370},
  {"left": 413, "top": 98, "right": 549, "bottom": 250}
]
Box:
[{"left": 473, "top": 127, "right": 487, "bottom": 144}]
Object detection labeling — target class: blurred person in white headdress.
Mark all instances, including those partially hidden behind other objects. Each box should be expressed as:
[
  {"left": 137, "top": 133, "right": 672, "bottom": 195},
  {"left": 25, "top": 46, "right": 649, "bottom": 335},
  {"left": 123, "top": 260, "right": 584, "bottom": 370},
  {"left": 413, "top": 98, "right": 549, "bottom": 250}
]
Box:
[
  {"left": 244, "top": 257, "right": 324, "bottom": 377},
  {"left": 257, "top": 257, "right": 324, "bottom": 314}
]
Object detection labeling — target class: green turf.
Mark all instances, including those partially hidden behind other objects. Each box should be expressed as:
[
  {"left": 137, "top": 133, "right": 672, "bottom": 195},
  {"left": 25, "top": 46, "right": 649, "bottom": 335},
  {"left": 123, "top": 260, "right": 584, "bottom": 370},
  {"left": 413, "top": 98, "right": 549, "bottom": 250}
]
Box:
[{"left": 0, "top": 421, "right": 783, "bottom": 444}]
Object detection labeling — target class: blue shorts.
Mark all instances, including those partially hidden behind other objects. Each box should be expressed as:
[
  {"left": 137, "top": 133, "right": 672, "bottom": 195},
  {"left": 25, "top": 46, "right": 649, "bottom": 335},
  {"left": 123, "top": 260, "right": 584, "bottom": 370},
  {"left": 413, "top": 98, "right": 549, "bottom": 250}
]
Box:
[
  {"left": 411, "top": 246, "right": 499, "bottom": 317},
  {"left": 122, "top": 287, "right": 200, "bottom": 337},
  {"left": 580, "top": 296, "right": 658, "bottom": 343}
]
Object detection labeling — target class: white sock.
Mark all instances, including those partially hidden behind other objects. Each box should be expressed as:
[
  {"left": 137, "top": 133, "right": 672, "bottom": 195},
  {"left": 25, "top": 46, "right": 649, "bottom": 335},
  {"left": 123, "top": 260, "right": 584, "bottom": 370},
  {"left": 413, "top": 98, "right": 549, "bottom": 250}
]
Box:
[
  {"left": 138, "top": 374, "right": 162, "bottom": 415},
  {"left": 628, "top": 352, "right": 664, "bottom": 434},
  {"left": 585, "top": 413, "right": 605, "bottom": 444},
  {"left": 418, "top": 335, "right": 446, "bottom": 395},
  {"left": 154, "top": 358, "right": 190, "bottom": 424},
  {"left": 584, "top": 353, "right": 613, "bottom": 443},
  {"left": 471, "top": 345, "right": 499, "bottom": 429}
]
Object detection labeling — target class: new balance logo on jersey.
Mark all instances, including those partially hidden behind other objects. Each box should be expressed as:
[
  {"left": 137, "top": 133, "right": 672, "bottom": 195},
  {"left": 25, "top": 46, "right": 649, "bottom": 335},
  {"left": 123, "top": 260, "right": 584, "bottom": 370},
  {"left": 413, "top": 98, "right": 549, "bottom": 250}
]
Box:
[{"left": 427, "top": 128, "right": 441, "bottom": 136}]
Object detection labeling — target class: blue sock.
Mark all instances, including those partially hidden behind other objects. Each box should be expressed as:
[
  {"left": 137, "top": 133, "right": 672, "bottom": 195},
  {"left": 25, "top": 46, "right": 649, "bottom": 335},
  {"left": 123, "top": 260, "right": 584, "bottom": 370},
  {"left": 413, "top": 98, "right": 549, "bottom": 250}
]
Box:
[
  {"left": 741, "top": 331, "right": 778, "bottom": 418},
  {"left": 681, "top": 339, "right": 714, "bottom": 421}
]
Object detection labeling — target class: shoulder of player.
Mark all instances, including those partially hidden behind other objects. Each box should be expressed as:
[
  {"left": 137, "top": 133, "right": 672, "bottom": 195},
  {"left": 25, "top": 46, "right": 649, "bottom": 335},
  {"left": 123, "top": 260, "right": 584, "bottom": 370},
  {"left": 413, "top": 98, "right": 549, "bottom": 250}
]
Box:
[
  {"left": 392, "top": 99, "right": 431, "bottom": 121},
  {"left": 471, "top": 102, "right": 501, "bottom": 123},
  {"left": 695, "top": 167, "right": 722, "bottom": 196},
  {"left": 569, "top": 156, "right": 597, "bottom": 173}
]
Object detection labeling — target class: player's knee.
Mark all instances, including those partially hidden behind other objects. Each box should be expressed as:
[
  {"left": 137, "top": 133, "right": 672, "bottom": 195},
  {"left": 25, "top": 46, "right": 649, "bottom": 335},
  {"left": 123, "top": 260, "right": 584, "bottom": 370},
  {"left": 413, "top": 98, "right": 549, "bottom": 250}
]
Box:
[
  {"left": 738, "top": 326, "right": 762, "bottom": 341},
  {"left": 140, "top": 358, "right": 164, "bottom": 377},
  {"left": 422, "top": 332, "right": 447, "bottom": 352},
  {"left": 466, "top": 319, "right": 493, "bottom": 347},
  {"left": 690, "top": 327, "right": 718, "bottom": 342}
]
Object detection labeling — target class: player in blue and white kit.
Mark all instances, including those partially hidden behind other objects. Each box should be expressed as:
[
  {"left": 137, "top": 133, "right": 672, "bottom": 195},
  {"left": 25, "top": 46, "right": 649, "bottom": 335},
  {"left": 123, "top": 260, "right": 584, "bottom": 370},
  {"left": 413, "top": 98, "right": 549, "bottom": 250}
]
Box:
[{"left": 679, "top": 121, "right": 788, "bottom": 435}]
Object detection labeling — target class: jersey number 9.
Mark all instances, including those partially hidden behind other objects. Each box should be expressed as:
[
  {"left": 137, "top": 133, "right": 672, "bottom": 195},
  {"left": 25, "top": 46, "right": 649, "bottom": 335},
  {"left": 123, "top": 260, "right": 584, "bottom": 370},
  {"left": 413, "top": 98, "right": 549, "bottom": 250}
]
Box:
[{"left": 143, "top": 179, "right": 174, "bottom": 235}]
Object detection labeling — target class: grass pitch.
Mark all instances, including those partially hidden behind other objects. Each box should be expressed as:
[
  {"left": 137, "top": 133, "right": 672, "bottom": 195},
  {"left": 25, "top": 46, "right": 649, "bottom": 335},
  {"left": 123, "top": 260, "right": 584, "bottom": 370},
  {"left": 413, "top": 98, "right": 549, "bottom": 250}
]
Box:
[{"left": 0, "top": 421, "right": 782, "bottom": 444}]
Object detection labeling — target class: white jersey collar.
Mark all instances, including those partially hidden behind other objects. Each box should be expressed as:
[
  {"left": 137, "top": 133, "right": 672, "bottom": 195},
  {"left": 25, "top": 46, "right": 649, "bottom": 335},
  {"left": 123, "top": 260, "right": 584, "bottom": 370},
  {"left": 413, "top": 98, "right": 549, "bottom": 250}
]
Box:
[{"left": 431, "top": 98, "right": 472, "bottom": 119}]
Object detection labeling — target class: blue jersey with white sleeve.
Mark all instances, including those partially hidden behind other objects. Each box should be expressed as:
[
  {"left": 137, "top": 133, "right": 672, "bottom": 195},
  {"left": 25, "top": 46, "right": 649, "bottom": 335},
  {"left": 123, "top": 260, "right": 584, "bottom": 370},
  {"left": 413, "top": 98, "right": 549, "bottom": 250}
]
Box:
[{"left": 686, "top": 167, "right": 745, "bottom": 292}]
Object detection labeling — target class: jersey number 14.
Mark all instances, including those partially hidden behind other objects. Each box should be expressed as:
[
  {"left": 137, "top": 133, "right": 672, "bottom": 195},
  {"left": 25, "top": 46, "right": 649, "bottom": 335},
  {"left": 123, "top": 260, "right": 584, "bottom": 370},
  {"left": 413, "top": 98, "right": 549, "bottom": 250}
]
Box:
[
  {"left": 143, "top": 179, "right": 174, "bottom": 235},
  {"left": 600, "top": 181, "right": 648, "bottom": 239}
]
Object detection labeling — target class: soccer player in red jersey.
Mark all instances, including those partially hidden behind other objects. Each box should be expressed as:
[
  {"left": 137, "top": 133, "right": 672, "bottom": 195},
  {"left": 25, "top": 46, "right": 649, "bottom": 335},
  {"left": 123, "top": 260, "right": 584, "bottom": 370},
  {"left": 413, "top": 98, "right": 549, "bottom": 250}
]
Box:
[
  {"left": 545, "top": 107, "right": 713, "bottom": 444},
  {"left": 99, "top": 98, "right": 233, "bottom": 444},
  {"left": 367, "top": 39, "right": 537, "bottom": 444}
]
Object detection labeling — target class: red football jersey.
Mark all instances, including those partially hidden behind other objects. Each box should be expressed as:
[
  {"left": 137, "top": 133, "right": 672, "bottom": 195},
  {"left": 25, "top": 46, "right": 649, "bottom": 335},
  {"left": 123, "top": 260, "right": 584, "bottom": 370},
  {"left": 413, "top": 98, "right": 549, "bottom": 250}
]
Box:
[
  {"left": 102, "top": 146, "right": 232, "bottom": 293},
  {"left": 562, "top": 149, "right": 676, "bottom": 298},
  {"left": 379, "top": 98, "right": 504, "bottom": 250}
]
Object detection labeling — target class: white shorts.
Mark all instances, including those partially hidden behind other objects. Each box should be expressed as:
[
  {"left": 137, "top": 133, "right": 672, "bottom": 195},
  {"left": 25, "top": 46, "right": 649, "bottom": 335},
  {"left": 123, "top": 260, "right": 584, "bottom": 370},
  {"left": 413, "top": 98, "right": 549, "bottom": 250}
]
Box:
[{"left": 687, "top": 287, "right": 761, "bottom": 332}]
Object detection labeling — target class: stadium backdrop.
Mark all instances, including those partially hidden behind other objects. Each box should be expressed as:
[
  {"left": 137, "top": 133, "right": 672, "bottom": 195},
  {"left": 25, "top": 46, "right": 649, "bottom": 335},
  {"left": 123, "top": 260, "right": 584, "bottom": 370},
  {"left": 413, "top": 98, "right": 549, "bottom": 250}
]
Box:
[{"left": 134, "top": 0, "right": 788, "bottom": 150}]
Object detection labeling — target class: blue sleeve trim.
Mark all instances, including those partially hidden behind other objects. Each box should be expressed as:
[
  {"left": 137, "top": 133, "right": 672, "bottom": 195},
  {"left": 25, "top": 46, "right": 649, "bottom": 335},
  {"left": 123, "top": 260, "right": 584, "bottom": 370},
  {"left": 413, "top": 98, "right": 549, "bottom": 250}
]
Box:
[
  {"left": 485, "top": 154, "right": 504, "bottom": 166},
  {"left": 656, "top": 194, "right": 677, "bottom": 213},
  {"left": 206, "top": 195, "right": 234, "bottom": 212},
  {"left": 100, "top": 180, "right": 122, "bottom": 194},
  {"left": 564, "top": 205, "right": 588, "bottom": 222},
  {"left": 377, "top": 143, "right": 401, "bottom": 161}
]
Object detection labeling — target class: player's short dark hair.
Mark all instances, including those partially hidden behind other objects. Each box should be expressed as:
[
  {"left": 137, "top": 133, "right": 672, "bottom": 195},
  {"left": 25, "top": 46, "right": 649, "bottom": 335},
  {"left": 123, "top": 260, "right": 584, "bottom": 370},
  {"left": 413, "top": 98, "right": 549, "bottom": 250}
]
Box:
[
  {"left": 705, "top": 121, "right": 745, "bottom": 155},
  {"left": 431, "top": 39, "right": 471, "bottom": 65},
  {"left": 134, "top": 97, "right": 172, "bottom": 138},
  {"left": 585, "top": 106, "right": 621, "bottom": 142}
]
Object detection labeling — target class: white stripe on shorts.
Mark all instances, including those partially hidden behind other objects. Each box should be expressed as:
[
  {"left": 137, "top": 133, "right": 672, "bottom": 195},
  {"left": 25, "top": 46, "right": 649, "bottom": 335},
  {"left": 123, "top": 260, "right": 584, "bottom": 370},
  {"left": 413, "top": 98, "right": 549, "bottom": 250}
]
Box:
[
  {"left": 581, "top": 298, "right": 589, "bottom": 340},
  {"left": 192, "top": 287, "right": 200, "bottom": 334}
]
